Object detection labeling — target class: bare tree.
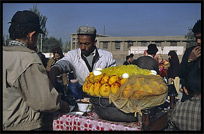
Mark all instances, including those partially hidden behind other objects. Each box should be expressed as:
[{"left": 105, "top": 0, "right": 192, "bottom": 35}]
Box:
[{"left": 185, "top": 27, "right": 197, "bottom": 48}]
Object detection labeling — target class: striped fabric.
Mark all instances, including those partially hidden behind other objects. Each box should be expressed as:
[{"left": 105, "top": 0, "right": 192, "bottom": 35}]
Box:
[
  {"left": 168, "top": 97, "right": 201, "bottom": 130},
  {"left": 8, "top": 40, "right": 26, "bottom": 47}
]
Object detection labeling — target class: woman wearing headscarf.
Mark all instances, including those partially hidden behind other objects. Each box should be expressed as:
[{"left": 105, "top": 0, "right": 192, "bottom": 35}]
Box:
[
  {"left": 167, "top": 51, "right": 180, "bottom": 98},
  {"left": 167, "top": 51, "right": 180, "bottom": 81}
]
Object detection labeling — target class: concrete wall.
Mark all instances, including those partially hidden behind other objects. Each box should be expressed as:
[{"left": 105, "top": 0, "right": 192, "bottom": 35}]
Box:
[
  {"left": 128, "top": 46, "right": 184, "bottom": 63},
  {"left": 70, "top": 34, "right": 189, "bottom": 65}
]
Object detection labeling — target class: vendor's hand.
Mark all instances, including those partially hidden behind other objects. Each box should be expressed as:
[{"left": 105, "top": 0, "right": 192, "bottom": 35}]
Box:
[
  {"left": 58, "top": 100, "right": 70, "bottom": 113},
  {"left": 188, "top": 46, "right": 201, "bottom": 61}
]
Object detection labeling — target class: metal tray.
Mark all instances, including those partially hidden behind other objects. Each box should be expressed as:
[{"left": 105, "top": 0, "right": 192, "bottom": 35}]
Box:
[{"left": 90, "top": 96, "right": 138, "bottom": 122}]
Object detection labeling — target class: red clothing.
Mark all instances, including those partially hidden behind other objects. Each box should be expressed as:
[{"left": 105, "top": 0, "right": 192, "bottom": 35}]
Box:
[
  {"left": 159, "top": 68, "right": 168, "bottom": 78},
  {"left": 159, "top": 62, "right": 168, "bottom": 78}
]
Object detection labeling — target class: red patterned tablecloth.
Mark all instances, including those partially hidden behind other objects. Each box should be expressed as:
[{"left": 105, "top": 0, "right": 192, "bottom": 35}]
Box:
[{"left": 53, "top": 112, "right": 141, "bottom": 131}]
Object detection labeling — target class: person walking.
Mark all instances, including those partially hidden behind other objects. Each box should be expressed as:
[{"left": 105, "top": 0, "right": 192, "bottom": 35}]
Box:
[
  {"left": 167, "top": 51, "right": 180, "bottom": 81},
  {"left": 167, "top": 51, "right": 180, "bottom": 97}
]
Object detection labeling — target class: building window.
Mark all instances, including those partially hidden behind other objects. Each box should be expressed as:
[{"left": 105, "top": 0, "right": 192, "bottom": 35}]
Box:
[
  {"left": 170, "top": 42, "right": 177, "bottom": 46},
  {"left": 103, "top": 42, "right": 108, "bottom": 49},
  {"left": 115, "top": 41, "right": 121, "bottom": 50},
  {"left": 72, "top": 43, "right": 75, "bottom": 49},
  {"left": 141, "top": 41, "right": 147, "bottom": 46},
  {"left": 128, "top": 41, "right": 133, "bottom": 48},
  {"left": 155, "top": 41, "right": 162, "bottom": 47}
]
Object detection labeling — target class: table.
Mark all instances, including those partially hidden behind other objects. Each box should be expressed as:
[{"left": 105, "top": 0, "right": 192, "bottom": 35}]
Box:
[
  {"left": 148, "top": 110, "right": 168, "bottom": 130},
  {"left": 53, "top": 112, "right": 141, "bottom": 131}
]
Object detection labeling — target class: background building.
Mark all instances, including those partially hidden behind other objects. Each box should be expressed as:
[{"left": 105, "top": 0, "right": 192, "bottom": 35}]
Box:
[{"left": 70, "top": 34, "right": 190, "bottom": 65}]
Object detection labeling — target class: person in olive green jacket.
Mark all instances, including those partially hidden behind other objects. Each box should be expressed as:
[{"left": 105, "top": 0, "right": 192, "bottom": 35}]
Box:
[{"left": 3, "top": 10, "right": 69, "bottom": 131}]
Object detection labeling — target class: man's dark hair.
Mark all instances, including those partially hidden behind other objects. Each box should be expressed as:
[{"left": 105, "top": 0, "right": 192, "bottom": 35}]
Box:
[
  {"left": 126, "top": 55, "right": 130, "bottom": 60},
  {"left": 129, "top": 53, "right": 134, "bottom": 58},
  {"left": 9, "top": 24, "right": 36, "bottom": 40},
  {"left": 192, "top": 19, "right": 201, "bottom": 34},
  {"left": 90, "top": 35, "right": 96, "bottom": 42}
]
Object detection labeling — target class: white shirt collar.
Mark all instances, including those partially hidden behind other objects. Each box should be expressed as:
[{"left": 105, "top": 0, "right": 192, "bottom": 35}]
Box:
[
  {"left": 92, "top": 49, "right": 96, "bottom": 56},
  {"left": 147, "top": 54, "right": 153, "bottom": 58}
]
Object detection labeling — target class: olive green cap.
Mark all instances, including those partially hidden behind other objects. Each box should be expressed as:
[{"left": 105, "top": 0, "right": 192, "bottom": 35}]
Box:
[{"left": 77, "top": 26, "right": 96, "bottom": 35}]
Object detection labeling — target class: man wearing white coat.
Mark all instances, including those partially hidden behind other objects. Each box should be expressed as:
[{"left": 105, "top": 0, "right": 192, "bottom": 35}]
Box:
[{"left": 49, "top": 26, "right": 116, "bottom": 98}]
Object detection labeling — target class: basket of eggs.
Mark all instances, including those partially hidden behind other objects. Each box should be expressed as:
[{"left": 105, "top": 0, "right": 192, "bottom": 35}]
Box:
[{"left": 83, "top": 65, "right": 167, "bottom": 122}]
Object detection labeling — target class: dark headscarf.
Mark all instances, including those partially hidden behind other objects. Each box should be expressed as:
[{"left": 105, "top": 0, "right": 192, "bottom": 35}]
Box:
[{"left": 167, "top": 51, "right": 179, "bottom": 78}]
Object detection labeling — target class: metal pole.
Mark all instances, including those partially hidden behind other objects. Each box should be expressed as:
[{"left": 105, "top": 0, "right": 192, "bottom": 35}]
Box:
[
  {"left": 40, "top": 34, "right": 43, "bottom": 52},
  {"left": 104, "top": 25, "right": 105, "bottom": 35}
]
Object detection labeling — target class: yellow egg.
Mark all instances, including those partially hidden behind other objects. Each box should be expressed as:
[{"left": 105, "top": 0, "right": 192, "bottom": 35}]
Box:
[
  {"left": 94, "top": 82, "right": 101, "bottom": 96},
  {"left": 89, "top": 83, "right": 95, "bottom": 96},
  {"left": 111, "top": 82, "right": 120, "bottom": 95},
  {"left": 120, "top": 78, "right": 128, "bottom": 86},
  {"left": 83, "top": 83, "right": 92, "bottom": 94},
  {"left": 88, "top": 73, "right": 95, "bottom": 83},
  {"left": 109, "top": 75, "right": 119, "bottom": 85},
  {"left": 101, "top": 75, "right": 110, "bottom": 84},
  {"left": 100, "top": 83, "right": 111, "bottom": 97},
  {"left": 93, "top": 74, "right": 103, "bottom": 83}
]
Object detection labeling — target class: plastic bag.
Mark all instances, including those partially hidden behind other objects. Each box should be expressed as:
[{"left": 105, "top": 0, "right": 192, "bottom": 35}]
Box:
[{"left": 109, "top": 74, "right": 168, "bottom": 116}]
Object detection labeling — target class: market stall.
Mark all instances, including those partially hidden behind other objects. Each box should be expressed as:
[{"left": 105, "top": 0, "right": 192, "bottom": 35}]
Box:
[{"left": 53, "top": 65, "right": 175, "bottom": 131}]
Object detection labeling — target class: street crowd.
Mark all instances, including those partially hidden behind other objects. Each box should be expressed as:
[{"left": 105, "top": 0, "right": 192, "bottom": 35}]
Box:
[{"left": 3, "top": 10, "right": 201, "bottom": 131}]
